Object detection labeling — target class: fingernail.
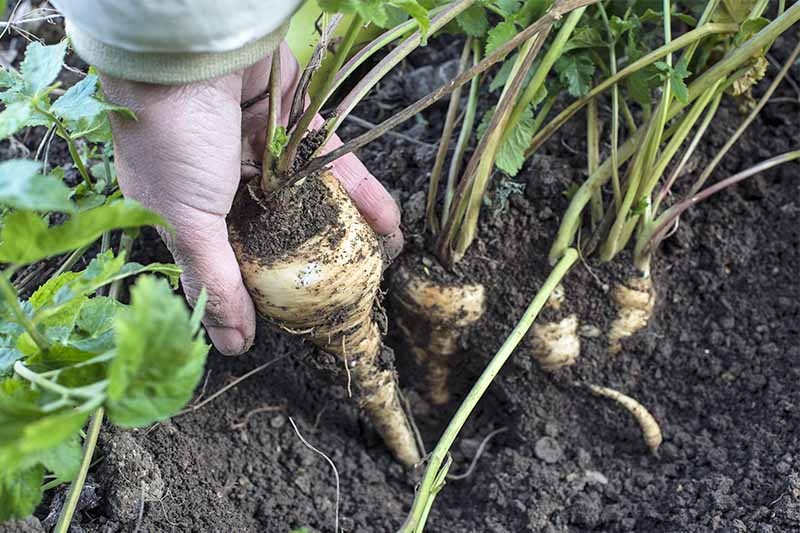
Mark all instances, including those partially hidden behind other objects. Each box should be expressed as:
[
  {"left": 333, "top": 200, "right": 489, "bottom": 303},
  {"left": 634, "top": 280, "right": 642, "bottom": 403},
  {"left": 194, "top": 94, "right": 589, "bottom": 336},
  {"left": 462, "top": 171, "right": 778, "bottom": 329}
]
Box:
[
  {"left": 384, "top": 229, "right": 404, "bottom": 262},
  {"left": 206, "top": 326, "right": 248, "bottom": 356}
]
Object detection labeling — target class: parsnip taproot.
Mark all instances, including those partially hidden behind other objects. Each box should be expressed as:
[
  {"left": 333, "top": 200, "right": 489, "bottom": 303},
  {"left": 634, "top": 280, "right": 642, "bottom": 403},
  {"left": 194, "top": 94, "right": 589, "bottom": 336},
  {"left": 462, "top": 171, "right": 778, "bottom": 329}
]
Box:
[
  {"left": 392, "top": 265, "right": 485, "bottom": 405},
  {"left": 229, "top": 170, "right": 421, "bottom": 466},
  {"left": 588, "top": 384, "right": 662, "bottom": 454},
  {"left": 529, "top": 314, "right": 580, "bottom": 370},
  {"left": 608, "top": 276, "right": 656, "bottom": 353}
]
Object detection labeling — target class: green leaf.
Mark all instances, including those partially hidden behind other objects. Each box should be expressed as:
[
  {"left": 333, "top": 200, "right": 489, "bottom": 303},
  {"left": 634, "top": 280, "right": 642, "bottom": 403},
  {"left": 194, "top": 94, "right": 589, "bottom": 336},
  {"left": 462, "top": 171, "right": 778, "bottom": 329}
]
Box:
[
  {"left": 0, "top": 159, "right": 75, "bottom": 212},
  {"left": 52, "top": 74, "right": 135, "bottom": 137},
  {"left": 106, "top": 276, "right": 209, "bottom": 427},
  {"left": 713, "top": 0, "right": 756, "bottom": 24},
  {"left": 670, "top": 56, "right": 691, "bottom": 104},
  {"left": 0, "top": 464, "right": 43, "bottom": 522},
  {"left": 562, "top": 26, "right": 605, "bottom": 55},
  {"left": 0, "top": 378, "right": 89, "bottom": 478},
  {"left": 456, "top": 5, "right": 489, "bottom": 37},
  {"left": 555, "top": 54, "right": 595, "bottom": 97},
  {"left": 490, "top": 55, "right": 517, "bottom": 92},
  {"left": 0, "top": 200, "right": 167, "bottom": 264},
  {"left": 0, "top": 341, "right": 22, "bottom": 377},
  {"left": 390, "top": 0, "right": 430, "bottom": 43},
  {"left": 477, "top": 104, "right": 537, "bottom": 176},
  {"left": 20, "top": 41, "right": 68, "bottom": 95},
  {"left": 77, "top": 297, "right": 119, "bottom": 335},
  {"left": 485, "top": 20, "right": 518, "bottom": 55},
  {"left": 52, "top": 251, "right": 181, "bottom": 305},
  {"left": 495, "top": 0, "right": 522, "bottom": 17},
  {"left": 0, "top": 100, "right": 33, "bottom": 139},
  {"left": 269, "top": 126, "right": 289, "bottom": 159},
  {"left": 35, "top": 434, "right": 82, "bottom": 481}
]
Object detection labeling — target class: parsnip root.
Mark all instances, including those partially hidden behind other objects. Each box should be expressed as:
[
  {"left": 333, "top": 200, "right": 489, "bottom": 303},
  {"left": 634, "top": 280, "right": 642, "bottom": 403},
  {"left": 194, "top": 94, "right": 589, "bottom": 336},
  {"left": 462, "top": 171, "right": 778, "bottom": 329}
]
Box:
[
  {"left": 529, "top": 314, "right": 580, "bottom": 370},
  {"left": 608, "top": 276, "right": 656, "bottom": 353},
  {"left": 230, "top": 171, "right": 421, "bottom": 466},
  {"left": 588, "top": 384, "right": 663, "bottom": 454},
  {"left": 392, "top": 265, "right": 485, "bottom": 405}
]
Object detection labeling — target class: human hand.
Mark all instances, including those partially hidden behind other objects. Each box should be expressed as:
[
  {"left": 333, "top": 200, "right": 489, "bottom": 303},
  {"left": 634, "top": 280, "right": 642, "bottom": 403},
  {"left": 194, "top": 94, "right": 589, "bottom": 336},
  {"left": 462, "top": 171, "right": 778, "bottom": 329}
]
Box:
[{"left": 102, "top": 42, "right": 402, "bottom": 355}]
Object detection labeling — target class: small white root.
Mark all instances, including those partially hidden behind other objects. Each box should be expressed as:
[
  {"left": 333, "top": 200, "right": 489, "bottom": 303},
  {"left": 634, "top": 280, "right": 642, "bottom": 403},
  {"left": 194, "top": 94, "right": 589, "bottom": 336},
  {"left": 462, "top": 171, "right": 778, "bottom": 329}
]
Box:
[
  {"left": 530, "top": 314, "right": 580, "bottom": 370},
  {"left": 546, "top": 283, "right": 566, "bottom": 311},
  {"left": 608, "top": 276, "right": 655, "bottom": 353},
  {"left": 587, "top": 384, "right": 663, "bottom": 454}
]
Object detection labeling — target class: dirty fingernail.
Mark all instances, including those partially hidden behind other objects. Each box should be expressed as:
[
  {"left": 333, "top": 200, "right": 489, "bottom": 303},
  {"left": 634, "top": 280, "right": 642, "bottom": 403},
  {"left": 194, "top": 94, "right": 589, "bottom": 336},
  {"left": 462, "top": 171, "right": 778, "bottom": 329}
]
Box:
[
  {"left": 206, "top": 326, "right": 249, "bottom": 356},
  {"left": 384, "top": 229, "right": 404, "bottom": 262}
]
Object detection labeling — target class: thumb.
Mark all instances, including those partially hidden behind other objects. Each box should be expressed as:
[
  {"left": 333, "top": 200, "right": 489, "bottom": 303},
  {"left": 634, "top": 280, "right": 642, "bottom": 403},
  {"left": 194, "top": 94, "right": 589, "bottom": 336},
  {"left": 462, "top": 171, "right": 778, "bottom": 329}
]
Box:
[{"left": 162, "top": 210, "right": 257, "bottom": 356}]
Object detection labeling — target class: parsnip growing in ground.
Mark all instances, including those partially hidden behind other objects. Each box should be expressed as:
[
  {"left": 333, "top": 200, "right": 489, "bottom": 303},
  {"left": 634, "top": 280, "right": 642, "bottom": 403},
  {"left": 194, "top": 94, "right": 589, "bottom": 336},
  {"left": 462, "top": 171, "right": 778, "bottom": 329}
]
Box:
[
  {"left": 227, "top": 1, "right": 480, "bottom": 465},
  {"left": 393, "top": 265, "right": 485, "bottom": 405}
]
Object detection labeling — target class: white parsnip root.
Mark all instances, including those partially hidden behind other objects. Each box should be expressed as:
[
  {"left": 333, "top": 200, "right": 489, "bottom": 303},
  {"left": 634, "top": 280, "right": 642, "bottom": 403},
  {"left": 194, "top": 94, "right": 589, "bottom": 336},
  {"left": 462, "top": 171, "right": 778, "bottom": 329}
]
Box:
[
  {"left": 392, "top": 266, "right": 485, "bottom": 405},
  {"left": 608, "top": 276, "right": 656, "bottom": 353},
  {"left": 230, "top": 171, "right": 421, "bottom": 466},
  {"left": 529, "top": 314, "right": 580, "bottom": 370},
  {"left": 588, "top": 384, "right": 663, "bottom": 454}
]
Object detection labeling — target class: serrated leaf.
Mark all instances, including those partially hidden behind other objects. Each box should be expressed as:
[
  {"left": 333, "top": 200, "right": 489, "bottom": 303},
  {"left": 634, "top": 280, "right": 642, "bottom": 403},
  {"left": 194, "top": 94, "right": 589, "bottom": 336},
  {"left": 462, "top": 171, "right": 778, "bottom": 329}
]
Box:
[
  {"left": 485, "top": 20, "right": 518, "bottom": 55},
  {"left": 106, "top": 276, "right": 209, "bottom": 427},
  {"left": 555, "top": 54, "right": 595, "bottom": 97},
  {"left": 51, "top": 250, "right": 181, "bottom": 305},
  {"left": 496, "top": 0, "right": 522, "bottom": 17},
  {"left": 0, "top": 200, "right": 167, "bottom": 264},
  {"left": 0, "top": 464, "right": 43, "bottom": 521},
  {"left": 0, "top": 159, "right": 75, "bottom": 212},
  {"left": 490, "top": 55, "right": 517, "bottom": 92},
  {"left": 456, "top": 5, "right": 489, "bottom": 37},
  {"left": 477, "top": 104, "right": 537, "bottom": 176},
  {"left": 669, "top": 56, "right": 691, "bottom": 104},
  {"left": 0, "top": 100, "right": 33, "bottom": 139},
  {"left": 20, "top": 41, "right": 67, "bottom": 95},
  {"left": 52, "top": 74, "right": 134, "bottom": 134},
  {"left": 0, "top": 67, "right": 19, "bottom": 89}
]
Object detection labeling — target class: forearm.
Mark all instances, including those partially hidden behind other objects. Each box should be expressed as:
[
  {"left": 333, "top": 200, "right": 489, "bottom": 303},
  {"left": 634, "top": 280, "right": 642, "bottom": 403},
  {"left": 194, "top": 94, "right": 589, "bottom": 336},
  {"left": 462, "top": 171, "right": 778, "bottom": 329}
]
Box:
[{"left": 50, "top": 0, "right": 302, "bottom": 84}]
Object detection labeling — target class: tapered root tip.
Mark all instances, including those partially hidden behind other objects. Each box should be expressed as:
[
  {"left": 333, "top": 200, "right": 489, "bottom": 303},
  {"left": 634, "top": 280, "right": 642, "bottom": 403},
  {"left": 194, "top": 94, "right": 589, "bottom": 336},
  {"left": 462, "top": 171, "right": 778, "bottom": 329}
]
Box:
[{"left": 588, "top": 384, "right": 663, "bottom": 454}]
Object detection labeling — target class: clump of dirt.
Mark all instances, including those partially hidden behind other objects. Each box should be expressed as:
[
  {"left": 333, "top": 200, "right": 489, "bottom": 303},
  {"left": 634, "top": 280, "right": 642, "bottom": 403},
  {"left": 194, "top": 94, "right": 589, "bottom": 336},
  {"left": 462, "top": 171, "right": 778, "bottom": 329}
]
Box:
[{"left": 229, "top": 174, "right": 342, "bottom": 263}]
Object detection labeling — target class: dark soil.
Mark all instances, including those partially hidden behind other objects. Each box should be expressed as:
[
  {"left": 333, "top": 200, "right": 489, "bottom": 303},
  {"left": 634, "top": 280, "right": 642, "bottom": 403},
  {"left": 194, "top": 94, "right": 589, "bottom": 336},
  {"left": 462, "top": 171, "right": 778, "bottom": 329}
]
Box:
[
  {"left": 6, "top": 27, "right": 799, "bottom": 533},
  {"left": 229, "top": 174, "right": 341, "bottom": 263}
]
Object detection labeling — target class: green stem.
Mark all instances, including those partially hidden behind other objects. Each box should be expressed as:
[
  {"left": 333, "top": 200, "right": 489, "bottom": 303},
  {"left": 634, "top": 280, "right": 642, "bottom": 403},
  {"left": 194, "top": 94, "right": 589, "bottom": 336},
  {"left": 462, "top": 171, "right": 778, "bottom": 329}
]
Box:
[
  {"left": 442, "top": 41, "right": 481, "bottom": 226},
  {"left": 0, "top": 274, "right": 50, "bottom": 350},
  {"left": 587, "top": 97, "right": 602, "bottom": 228},
  {"left": 323, "top": 6, "right": 450, "bottom": 105},
  {"left": 505, "top": 7, "right": 587, "bottom": 138},
  {"left": 649, "top": 150, "right": 800, "bottom": 249},
  {"left": 109, "top": 233, "right": 134, "bottom": 300},
  {"left": 652, "top": 91, "right": 722, "bottom": 212},
  {"left": 37, "top": 106, "right": 92, "bottom": 186},
  {"left": 598, "top": 2, "right": 621, "bottom": 210},
  {"left": 426, "top": 38, "right": 472, "bottom": 233},
  {"left": 54, "top": 407, "right": 104, "bottom": 533},
  {"left": 547, "top": 3, "right": 800, "bottom": 264},
  {"left": 688, "top": 37, "right": 800, "bottom": 198},
  {"left": 262, "top": 51, "right": 282, "bottom": 187},
  {"left": 400, "top": 249, "right": 579, "bottom": 532},
  {"left": 322, "top": 0, "right": 474, "bottom": 144},
  {"left": 280, "top": 14, "right": 364, "bottom": 173},
  {"left": 525, "top": 21, "right": 739, "bottom": 157}
]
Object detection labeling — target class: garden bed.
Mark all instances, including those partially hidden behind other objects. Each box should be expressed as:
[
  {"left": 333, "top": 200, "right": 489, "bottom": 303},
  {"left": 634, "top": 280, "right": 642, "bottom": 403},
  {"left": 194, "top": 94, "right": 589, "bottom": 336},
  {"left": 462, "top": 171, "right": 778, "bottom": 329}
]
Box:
[{"left": 10, "top": 28, "right": 800, "bottom": 533}]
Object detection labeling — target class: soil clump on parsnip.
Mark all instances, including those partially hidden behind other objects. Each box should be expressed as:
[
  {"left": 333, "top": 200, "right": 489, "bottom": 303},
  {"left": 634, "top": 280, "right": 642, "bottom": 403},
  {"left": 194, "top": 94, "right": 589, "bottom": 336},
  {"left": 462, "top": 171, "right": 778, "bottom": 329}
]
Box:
[{"left": 229, "top": 175, "right": 343, "bottom": 263}]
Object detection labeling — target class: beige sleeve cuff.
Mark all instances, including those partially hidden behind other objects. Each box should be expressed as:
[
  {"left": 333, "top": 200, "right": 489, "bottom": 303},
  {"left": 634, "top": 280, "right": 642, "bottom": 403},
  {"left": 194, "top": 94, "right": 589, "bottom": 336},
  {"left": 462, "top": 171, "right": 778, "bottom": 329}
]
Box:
[{"left": 66, "top": 21, "right": 289, "bottom": 85}]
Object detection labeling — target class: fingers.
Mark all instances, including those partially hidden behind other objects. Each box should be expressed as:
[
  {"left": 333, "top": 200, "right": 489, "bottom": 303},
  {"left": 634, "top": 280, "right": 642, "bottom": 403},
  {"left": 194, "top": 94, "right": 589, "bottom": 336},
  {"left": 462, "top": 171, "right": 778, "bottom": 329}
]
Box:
[
  {"left": 163, "top": 212, "right": 257, "bottom": 356},
  {"left": 100, "top": 71, "right": 257, "bottom": 355},
  {"left": 328, "top": 146, "right": 402, "bottom": 236}
]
